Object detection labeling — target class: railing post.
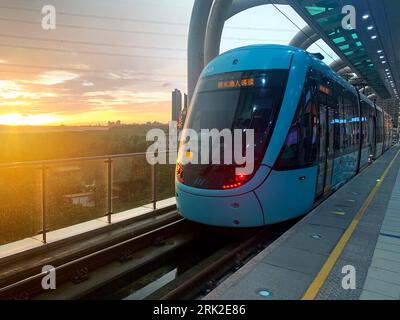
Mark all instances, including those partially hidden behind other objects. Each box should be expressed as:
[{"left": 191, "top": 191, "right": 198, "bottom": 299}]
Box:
[
  {"left": 41, "top": 164, "right": 47, "bottom": 244},
  {"left": 151, "top": 163, "right": 157, "bottom": 210},
  {"left": 106, "top": 158, "right": 113, "bottom": 224}
]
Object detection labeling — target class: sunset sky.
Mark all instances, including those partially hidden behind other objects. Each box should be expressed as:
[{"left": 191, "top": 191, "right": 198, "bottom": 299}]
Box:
[{"left": 0, "top": 0, "right": 339, "bottom": 126}]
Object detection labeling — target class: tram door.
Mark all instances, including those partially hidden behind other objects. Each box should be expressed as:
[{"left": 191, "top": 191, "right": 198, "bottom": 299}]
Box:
[
  {"left": 316, "top": 93, "right": 334, "bottom": 198},
  {"left": 370, "top": 115, "right": 377, "bottom": 159}
]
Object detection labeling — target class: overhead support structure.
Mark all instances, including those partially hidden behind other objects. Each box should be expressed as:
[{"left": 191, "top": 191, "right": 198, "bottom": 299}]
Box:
[
  {"left": 337, "top": 66, "right": 352, "bottom": 76},
  {"left": 363, "top": 86, "right": 371, "bottom": 92},
  {"left": 187, "top": 0, "right": 214, "bottom": 100},
  {"left": 361, "top": 86, "right": 371, "bottom": 94},
  {"left": 350, "top": 77, "right": 365, "bottom": 86},
  {"left": 188, "top": 0, "right": 289, "bottom": 101},
  {"left": 330, "top": 59, "right": 347, "bottom": 73},
  {"left": 227, "top": 0, "right": 288, "bottom": 18},
  {"left": 204, "top": 0, "right": 234, "bottom": 66},
  {"left": 289, "top": 25, "right": 320, "bottom": 50},
  {"left": 188, "top": 0, "right": 392, "bottom": 102},
  {"left": 286, "top": 0, "right": 392, "bottom": 99},
  {"left": 368, "top": 94, "right": 377, "bottom": 101},
  {"left": 365, "top": 88, "right": 375, "bottom": 96}
]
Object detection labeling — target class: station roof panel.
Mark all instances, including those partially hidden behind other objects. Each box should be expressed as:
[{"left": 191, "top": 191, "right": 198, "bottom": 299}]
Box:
[{"left": 289, "top": 0, "right": 397, "bottom": 99}]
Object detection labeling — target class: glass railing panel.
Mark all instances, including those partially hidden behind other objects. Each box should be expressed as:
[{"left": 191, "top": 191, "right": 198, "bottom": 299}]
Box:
[
  {"left": 156, "top": 164, "right": 176, "bottom": 202},
  {"left": 0, "top": 165, "right": 42, "bottom": 245},
  {"left": 46, "top": 159, "right": 107, "bottom": 231},
  {"left": 112, "top": 155, "right": 152, "bottom": 214}
]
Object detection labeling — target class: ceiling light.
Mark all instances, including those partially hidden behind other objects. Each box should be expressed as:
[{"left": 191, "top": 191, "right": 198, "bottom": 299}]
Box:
[
  {"left": 367, "top": 26, "right": 374, "bottom": 30},
  {"left": 382, "top": 61, "right": 387, "bottom": 64},
  {"left": 371, "top": 35, "right": 378, "bottom": 39},
  {"left": 380, "top": 56, "right": 385, "bottom": 59},
  {"left": 378, "top": 50, "right": 383, "bottom": 53},
  {"left": 363, "top": 14, "right": 370, "bottom": 19}
]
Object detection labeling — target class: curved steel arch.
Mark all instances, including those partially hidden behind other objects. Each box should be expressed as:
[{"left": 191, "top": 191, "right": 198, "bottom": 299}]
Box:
[
  {"left": 227, "top": 0, "right": 288, "bottom": 19},
  {"left": 188, "top": 0, "right": 290, "bottom": 100},
  {"left": 187, "top": 0, "right": 326, "bottom": 100},
  {"left": 205, "top": 0, "right": 293, "bottom": 66},
  {"left": 187, "top": 0, "right": 214, "bottom": 100},
  {"left": 289, "top": 25, "right": 320, "bottom": 50},
  {"left": 204, "top": 0, "right": 234, "bottom": 66},
  {"left": 330, "top": 59, "right": 347, "bottom": 72},
  {"left": 337, "top": 66, "right": 353, "bottom": 77},
  {"left": 188, "top": 0, "right": 385, "bottom": 102}
]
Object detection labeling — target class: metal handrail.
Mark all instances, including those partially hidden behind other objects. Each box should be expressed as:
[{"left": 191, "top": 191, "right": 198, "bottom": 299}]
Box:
[
  {"left": 0, "top": 149, "right": 178, "bottom": 244},
  {"left": 0, "top": 149, "right": 177, "bottom": 168}
]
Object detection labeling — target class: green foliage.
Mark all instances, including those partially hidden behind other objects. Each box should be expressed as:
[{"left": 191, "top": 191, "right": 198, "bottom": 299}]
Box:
[
  {"left": 0, "top": 124, "right": 167, "bottom": 163},
  {"left": 0, "top": 124, "right": 176, "bottom": 245}
]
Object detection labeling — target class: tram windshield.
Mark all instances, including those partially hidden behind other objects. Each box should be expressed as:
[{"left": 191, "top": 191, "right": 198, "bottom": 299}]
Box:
[{"left": 178, "top": 69, "right": 289, "bottom": 189}]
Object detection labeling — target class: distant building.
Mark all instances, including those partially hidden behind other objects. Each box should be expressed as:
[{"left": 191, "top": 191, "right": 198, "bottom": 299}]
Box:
[
  {"left": 63, "top": 192, "right": 95, "bottom": 207},
  {"left": 184, "top": 93, "right": 188, "bottom": 110},
  {"left": 172, "top": 89, "right": 182, "bottom": 122},
  {"left": 108, "top": 121, "right": 123, "bottom": 128},
  {"left": 178, "top": 93, "right": 188, "bottom": 129}
]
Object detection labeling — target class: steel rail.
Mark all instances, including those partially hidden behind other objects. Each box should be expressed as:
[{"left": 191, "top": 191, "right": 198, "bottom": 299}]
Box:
[
  {"left": 0, "top": 216, "right": 187, "bottom": 300},
  {"left": 157, "top": 227, "right": 276, "bottom": 300}
]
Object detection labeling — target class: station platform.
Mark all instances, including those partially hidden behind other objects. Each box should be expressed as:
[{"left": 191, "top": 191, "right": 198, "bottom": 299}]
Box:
[{"left": 205, "top": 147, "right": 400, "bottom": 300}]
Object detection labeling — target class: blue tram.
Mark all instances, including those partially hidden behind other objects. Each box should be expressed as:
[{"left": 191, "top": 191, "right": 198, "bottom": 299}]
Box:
[{"left": 176, "top": 45, "right": 392, "bottom": 227}]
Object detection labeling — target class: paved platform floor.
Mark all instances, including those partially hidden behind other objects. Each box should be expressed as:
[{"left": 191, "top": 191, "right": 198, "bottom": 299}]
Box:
[{"left": 205, "top": 147, "right": 400, "bottom": 300}]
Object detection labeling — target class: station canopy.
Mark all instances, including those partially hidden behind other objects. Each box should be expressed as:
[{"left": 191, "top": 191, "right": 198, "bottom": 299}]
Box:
[{"left": 289, "top": 0, "right": 400, "bottom": 99}]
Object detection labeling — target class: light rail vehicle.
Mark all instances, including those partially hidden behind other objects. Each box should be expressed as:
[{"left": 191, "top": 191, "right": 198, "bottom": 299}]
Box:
[{"left": 176, "top": 45, "right": 392, "bottom": 227}]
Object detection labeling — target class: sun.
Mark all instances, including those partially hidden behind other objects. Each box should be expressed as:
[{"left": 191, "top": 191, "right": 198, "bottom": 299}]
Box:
[{"left": 0, "top": 113, "right": 58, "bottom": 126}]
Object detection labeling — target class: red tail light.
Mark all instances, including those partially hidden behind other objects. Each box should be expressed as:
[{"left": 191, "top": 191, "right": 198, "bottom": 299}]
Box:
[
  {"left": 177, "top": 164, "right": 253, "bottom": 190},
  {"left": 235, "top": 174, "right": 248, "bottom": 182},
  {"left": 222, "top": 182, "right": 243, "bottom": 190},
  {"left": 222, "top": 174, "right": 251, "bottom": 190}
]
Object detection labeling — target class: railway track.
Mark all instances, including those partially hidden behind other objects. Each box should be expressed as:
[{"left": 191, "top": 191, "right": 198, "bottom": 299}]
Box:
[
  {"left": 148, "top": 220, "right": 296, "bottom": 300},
  {"left": 0, "top": 209, "right": 197, "bottom": 300},
  {"left": 0, "top": 207, "right": 298, "bottom": 300},
  {"left": 87, "top": 219, "right": 297, "bottom": 300}
]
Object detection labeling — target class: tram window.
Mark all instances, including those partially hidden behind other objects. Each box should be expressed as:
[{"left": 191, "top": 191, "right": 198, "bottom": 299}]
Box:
[
  {"left": 332, "top": 95, "right": 342, "bottom": 154},
  {"left": 275, "top": 85, "right": 318, "bottom": 170},
  {"left": 376, "top": 111, "right": 383, "bottom": 144},
  {"left": 368, "top": 107, "right": 376, "bottom": 149},
  {"left": 332, "top": 90, "right": 359, "bottom": 156},
  {"left": 360, "top": 101, "right": 370, "bottom": 147},
  {"left": 343, "top": 96, "right": 353, "bottom": 152},
  {"left": 352, "top": 99, "right": 360, "bottom": 148},
  {"left": 340, "top": 96, "right": 346, "bottom": 152}
]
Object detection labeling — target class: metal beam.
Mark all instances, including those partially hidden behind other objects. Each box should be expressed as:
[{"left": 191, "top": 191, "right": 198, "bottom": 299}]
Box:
[
  {"left": 188, "top": 0, "right": 323, "bottom": 100},
  {"left": 188, "top": 0, "right": 277, "bottom": 100},
  {"left": 204, "top": 0, "right": 234, "bottom": 66},
  {"left": 349, "top": 76, "right": 360, "bottom": 85},
  {"left": 362, "top": 86, "right": 371, "bottom": 92},
  {"left": 337, "top": 66, "right": 352, "bottom": 75},
  {"left": 300, "top": 33, "right": 321, "bottom": 50},
  {"left": 289, "top": 25, "right": 320, "bottom": 50},
  {"left": 227, "top": 0, "right": 288, "bottom": 19},
  {"left": 187, "top": 0, "right": 214, "bottom": 101},
  {"left": 330, "top": 59, "right": 347, "bottom": 72},
  {"left": 366, "top": 88, "right": 375, "bottom": 95}
]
